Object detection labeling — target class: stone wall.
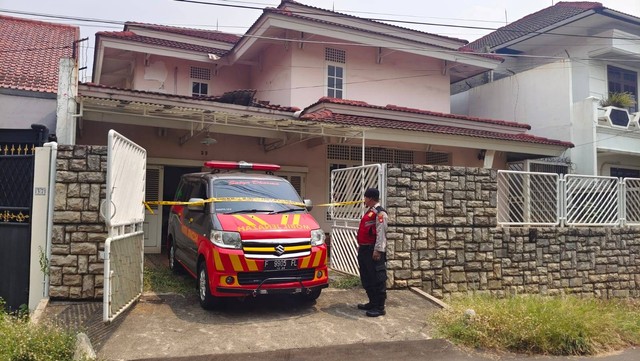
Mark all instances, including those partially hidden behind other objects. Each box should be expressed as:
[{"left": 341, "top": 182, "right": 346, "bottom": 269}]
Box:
[
  {"left": 385, "top": 164, "right": 640, "bottom": 299},
  {"left": 49, "top": 145, "right": 107, "bottom": 299}
]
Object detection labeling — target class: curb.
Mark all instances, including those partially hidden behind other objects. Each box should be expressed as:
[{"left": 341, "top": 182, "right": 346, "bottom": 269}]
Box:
[
  {"left": 74, "top": 332, "right": 97, "bottom": 361},
  {"left": 409, "top": 287, "right": 451, "bottom": 309},
  {"left": 30, "top": 297, "right": 50, "bottom": 325}
]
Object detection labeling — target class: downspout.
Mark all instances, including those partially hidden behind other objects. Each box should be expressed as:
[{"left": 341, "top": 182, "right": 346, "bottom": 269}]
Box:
[{"left": 43, "top": 141, "right": 58, "bottom": 298}]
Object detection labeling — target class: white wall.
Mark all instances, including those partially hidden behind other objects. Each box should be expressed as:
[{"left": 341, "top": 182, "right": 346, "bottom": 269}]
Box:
[{"left": 0, "top": 93, "right": 56, "bottom": 131}]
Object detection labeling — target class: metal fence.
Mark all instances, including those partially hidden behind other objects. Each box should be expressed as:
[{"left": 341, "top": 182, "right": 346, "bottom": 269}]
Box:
[{"left": 497, "top": 170, "right": 640, "bottom": 227}]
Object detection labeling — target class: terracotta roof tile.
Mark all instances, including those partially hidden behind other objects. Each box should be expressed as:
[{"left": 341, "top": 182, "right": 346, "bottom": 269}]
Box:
[
  {"left": 124, "top": 22, "right": 241, "bottom": 44},
  {"left": 97, "top": 31, "right": 228, "bottom": 55},
  {"left": 466, "top": 2, "right": 603, "bottom": 52},
  {"left": 0, "top": 15, "right": 79, "bottom": 93},
  {"left": 300, "top": 108, "right": 574, "bottom": 148},
  {"left": 306, "top": 97, "right": 531, "bottom": 129}
]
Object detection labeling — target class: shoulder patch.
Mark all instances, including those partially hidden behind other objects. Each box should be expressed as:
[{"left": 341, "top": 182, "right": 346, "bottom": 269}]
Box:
[{"left": 378, "top": 213, "right": 385, "bottom": 223}]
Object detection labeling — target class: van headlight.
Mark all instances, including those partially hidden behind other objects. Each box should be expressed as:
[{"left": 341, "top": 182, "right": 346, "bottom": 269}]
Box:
[
  {"left": 210, "top": 230, "right": 242, "bottom": 249},
  {"left": 310, "top": 229, "right": 325, "bottom": 246}
]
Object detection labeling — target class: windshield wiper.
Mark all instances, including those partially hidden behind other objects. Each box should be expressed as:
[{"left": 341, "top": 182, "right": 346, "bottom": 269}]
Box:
[
  {"left": 271, "top": 207, "right": 305, "bottom": 214},
  {"left": 224, "top": 209, "right": 275, "bottom": 215}
]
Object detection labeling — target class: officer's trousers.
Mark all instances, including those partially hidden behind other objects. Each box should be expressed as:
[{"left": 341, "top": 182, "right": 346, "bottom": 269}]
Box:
[{"left": 357, "top": 245, "right": 387, "bottom": 310}]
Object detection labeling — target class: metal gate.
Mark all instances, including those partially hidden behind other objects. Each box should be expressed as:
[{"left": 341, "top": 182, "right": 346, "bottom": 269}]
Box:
[
  {"left": 0, "top": 125, "right": 49, "bottom": 310},
  {"left": 102, "top": 130, "right": 146, "bottom": 322},
  {"left": 329, "top": 164, "right": 386, "bottom": 276}
]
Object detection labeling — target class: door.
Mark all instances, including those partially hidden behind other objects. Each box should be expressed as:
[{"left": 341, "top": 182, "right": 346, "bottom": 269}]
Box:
[{"left": 144, "top": 166, "right": 163, "bottom": 254}]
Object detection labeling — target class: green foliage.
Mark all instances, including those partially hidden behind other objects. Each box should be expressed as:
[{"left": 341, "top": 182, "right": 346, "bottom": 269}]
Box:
[
  {"left": 143, "top": 264, "right": 194, "bottom": 296},
  {"left": 434, "top": 294, "right": 640, "bottom": 356},
  {"left": 0, "top": 301, "right": 77, "bottom": 361},
  {"left": 39, "top": 246, "right": 50, "bottom": 276},
  {"left": 599, "top": 92, "right": 637, "bottom": 108}
]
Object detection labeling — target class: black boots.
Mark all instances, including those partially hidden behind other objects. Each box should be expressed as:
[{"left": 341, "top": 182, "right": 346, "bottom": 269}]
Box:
[
  {"left": 365, "top": 308, "right": 386, "bottom": 317},
  {"left": 357, "top": 303, "right": 374, "bottom": 310}
]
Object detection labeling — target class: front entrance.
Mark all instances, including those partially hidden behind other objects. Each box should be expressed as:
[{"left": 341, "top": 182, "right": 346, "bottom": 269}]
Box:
[{"left": 0, "top": 125, "right": 49, "bottom": 310}]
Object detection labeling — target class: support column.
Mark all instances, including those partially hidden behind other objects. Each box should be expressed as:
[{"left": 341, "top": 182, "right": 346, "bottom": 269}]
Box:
[{"left": 55, "top": 58, "right": 78, "bottom": 145}]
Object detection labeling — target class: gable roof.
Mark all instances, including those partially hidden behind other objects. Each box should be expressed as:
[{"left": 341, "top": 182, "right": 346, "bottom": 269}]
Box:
[
  {"left": 301, "top": 98, "right": 573, "bottom": 148},
  {"left": 124, "top": 22, "right": 241, "bottom": 44},
  {"left": 465, "top": 2, "right": 603, "bottom": 52},
  {"left": 97, "top": 31, "right": 229, "bottom": 56},
  {"left": 0, "top": 15, "right": 79, "bottom": 93}
]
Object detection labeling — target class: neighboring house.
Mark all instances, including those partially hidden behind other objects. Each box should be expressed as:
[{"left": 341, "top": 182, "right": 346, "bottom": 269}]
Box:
[
  {"left": 451, "top": 2, "right": 640, "bottom": 176},
  {"left": 0, "top": 15, "right": 79, "bottom": 135},
  {"left": 72, "top": 1, "right": 572, "bottom": 252}
]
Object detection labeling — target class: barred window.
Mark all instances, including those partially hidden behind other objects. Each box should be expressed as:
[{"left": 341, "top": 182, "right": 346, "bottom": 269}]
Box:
[
  {"left": 426, "top": 152, "right": 450, "bottom": 165},
  {"left": 327, "top": 144, "right": 414, "bottom": 163},
  {"left": 190, "top": 66, "right": 211, "bottom": 80}
]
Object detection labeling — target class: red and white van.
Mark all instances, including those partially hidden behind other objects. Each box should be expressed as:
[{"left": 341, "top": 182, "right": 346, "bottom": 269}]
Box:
[{"left": 167, "top": 161, "right": 328, "bottom": 309}]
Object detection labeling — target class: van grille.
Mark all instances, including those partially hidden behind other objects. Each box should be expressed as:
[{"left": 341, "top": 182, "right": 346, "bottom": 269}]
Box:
[
  {"left": 237, "top": 269, "right": 315, "bottom": 285},
  {"left": 242, "top": 240, "right": 311, "bottom": 259}
]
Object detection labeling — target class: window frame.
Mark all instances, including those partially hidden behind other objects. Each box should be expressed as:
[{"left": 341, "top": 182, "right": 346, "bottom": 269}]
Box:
[
  {"left": 326, "top": 62, "right": 345, "bottom": 99},
  {"left": 607, "top": 65, "right": 638, "bottom": 112},
  {"left": 191, "top": 81, "right": 209, "bottom": 97}
]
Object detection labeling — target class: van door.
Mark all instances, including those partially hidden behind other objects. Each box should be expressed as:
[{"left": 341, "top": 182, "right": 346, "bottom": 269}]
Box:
[{"left": 181, "top": 179, "right": 209, "bottom": 273}]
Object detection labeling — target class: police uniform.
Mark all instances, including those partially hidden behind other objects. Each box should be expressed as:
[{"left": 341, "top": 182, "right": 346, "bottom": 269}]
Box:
[{"left": 356, "top": 200, "right": 388, "bottom": 316}]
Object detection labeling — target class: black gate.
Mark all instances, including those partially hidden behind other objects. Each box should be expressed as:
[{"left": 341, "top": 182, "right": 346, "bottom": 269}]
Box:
[{"left": 0, "top": 125, "right": 49, "bottom": 311}]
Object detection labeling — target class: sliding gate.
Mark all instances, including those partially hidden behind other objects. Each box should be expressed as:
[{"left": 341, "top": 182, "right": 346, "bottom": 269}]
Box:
[{"left": 329, "top": 164, "right": 386, "bottom": 276}]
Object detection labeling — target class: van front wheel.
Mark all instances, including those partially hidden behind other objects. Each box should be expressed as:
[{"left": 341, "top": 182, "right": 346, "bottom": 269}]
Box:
[
  {"left": 198, "top": 262, "right": 218, "bottom": 310},
  {"left": 300, "top": 288, "right": 322, "bottom": 302}
]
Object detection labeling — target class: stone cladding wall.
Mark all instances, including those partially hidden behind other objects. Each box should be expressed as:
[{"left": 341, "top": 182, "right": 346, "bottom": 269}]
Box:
[
  {"left": 385, "top": 164, "right": 640, "bottom": 299},
  {"left": 49, "top": 145, "right": 107, "bottom": 299}
]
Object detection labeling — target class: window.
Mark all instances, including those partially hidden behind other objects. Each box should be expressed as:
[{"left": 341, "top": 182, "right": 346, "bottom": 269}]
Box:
[
  {"left": 607, "top": 66, "right": 638, "bottom": 112},
  {"left": 192, "top": 82, "right": 208, "bottom": 97},
  {"left": 190, "top": 66, "right": 211, "bottom": 97},
  {"left": 325, "top": 48, "right": 345, "bottom": 99},
  {"left": 610, "top": 167, "right": 640, "bottom": 178}
]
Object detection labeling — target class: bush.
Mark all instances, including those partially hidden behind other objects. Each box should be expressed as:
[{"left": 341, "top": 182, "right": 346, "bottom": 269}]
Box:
[
  {"left": 599, "top": 92, "right": 637, "bottom": 108},
  {"left": 434, "top": 294, "right": 640, "bottom": 356},
  {"left": 0, "top": 299, "right": 77, "bottom": 361}
]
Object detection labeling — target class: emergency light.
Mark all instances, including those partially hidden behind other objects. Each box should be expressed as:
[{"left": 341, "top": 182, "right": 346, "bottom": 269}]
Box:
[{"left": 204, "top": 160, "right": 281, "bottom": 171}]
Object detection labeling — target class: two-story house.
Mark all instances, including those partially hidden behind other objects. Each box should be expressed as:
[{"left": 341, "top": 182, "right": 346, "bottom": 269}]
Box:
[
  {"left": 70, "top": 1, "right": 573, "bottom": 252},
  {"left": 451, "top": 1, "right": 640, "bottom": 177}
]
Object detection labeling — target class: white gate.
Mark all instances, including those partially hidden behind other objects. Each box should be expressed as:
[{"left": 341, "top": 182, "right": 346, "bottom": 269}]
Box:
[
  {"left": 102, "top": 130, "right": 147, "bottom": 322},
  {"left": 329, "top": 164, "right": 386, "bottom": 276}
]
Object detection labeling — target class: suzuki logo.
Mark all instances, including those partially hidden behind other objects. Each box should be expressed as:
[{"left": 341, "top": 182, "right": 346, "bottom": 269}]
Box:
[{"left": 275, "top": 245, "right": 285, "bottom": 256}]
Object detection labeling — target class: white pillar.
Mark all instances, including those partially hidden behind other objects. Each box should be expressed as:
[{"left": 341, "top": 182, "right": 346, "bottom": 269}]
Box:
[{"left": 55, "top": 58, "right": 78, "bottom": 145}]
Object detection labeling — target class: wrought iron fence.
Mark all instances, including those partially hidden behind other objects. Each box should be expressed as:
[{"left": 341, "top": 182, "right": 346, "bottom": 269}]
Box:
[{"left": 497, "top": 171, "right": 639, "bottom": 227}]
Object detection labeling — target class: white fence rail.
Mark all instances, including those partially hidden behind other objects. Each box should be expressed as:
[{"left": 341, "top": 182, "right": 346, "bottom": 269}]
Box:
[
  {"left": 497, "top": 171, "right": 639, "bottom": 227},
  {"left": 330, "top": 164, "right": 386, "bottom": 276},
  {"left": 103, "top": 231, "right": 144, "bottom": 323}
]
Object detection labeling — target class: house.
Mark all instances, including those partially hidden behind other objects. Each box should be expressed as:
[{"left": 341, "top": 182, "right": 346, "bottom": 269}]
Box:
[
  {"left": 0, "top": 15, "right": 79, "bottom": 136},
  {"left": 0, "top": 15, "right": 79, "bottom": 310},
  {"left": 451, "top": 1, "right": 640, "bottom": 177},
  {"left": 71, "top": 1, "right": 573, "bottom": 253}
]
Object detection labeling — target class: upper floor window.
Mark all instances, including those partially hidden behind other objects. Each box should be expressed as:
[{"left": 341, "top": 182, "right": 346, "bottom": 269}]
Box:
[
  {"left": 607, "top": 65, "right": 637, "bottom": 112},
  {"left": 191, "top": 66, "right": 211, "bottom": 97},
  {"left": 325, "top": 48, "right": 345, "bottom": 99}
]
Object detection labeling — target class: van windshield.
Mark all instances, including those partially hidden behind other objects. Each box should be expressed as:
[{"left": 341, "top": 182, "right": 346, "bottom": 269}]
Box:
[{"left": 211, "top": 178, "right": 304, "bottom": 214}]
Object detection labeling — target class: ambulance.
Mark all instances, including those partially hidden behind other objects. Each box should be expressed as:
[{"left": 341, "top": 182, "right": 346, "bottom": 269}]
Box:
[{"left": 167, "top": 160, "right": 329, "bottom": 309}]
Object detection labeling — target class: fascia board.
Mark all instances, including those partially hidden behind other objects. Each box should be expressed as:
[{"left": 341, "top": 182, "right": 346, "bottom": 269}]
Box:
[
  {"left": 230, "top": 16, "right": 499, "bottom": 69},
  {"left": 94, "top": 40, "right": 105, "bottom": 84},
  {"left": 125, "top": 26, "right": 235, "bottom": 50},
  {"left": 100, "top": 38, "right": 212, "bottom": 63},
  {"left": 364, "top": 128, "right": 567, "bottom": 155},
  {"left": 311, "top": 103, "right": 526, "bottom": 134},
  {"left": 281, "top": 3, "right": 466, "bottom": 49}
]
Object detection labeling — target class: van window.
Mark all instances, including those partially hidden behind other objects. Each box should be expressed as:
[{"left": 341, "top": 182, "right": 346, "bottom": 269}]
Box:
[
  {"left": 175, "top": 181, "right": 193, "bottom": 202},
  {"left": 212, "top": 178, "right": 302, "bottom": 213}
]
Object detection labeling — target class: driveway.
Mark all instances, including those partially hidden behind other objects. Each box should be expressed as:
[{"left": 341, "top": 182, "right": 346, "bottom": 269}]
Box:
[{"left": 96, "top": 287, "right": 439, "bottom": 360}]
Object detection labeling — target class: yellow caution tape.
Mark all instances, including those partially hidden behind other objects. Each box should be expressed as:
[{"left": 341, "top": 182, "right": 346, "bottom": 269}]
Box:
[{"left": 143, "top": 198, "right": 362, "bottom": 214}]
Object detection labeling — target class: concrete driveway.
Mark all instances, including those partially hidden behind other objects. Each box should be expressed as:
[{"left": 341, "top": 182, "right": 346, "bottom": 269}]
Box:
[{"left": 97, "top": 287, "right": 439, "bottom": 361}]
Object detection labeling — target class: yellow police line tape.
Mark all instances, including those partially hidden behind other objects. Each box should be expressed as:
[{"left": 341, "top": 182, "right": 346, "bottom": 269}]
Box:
[{"left": 143, "top": 198, "right": 362, "bottom": 214}]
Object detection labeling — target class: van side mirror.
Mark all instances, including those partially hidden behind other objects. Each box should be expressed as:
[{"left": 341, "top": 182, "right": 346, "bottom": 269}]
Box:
[
  {"left": 187, "top": 198, "right": 205, "bottom": 212},
  {"left": 304, "top": 199, "right": 313, "bottom": 211}
]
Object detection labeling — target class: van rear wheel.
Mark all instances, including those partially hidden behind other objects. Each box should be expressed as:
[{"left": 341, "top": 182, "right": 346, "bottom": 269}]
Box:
[{"left": 198, "top": 262, "right": 219, "bottom": 310}]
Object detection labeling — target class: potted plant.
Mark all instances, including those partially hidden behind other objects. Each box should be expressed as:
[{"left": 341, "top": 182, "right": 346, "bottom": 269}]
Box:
[{"left": 598, "top": 91, "right": 637, "bottom": 128}]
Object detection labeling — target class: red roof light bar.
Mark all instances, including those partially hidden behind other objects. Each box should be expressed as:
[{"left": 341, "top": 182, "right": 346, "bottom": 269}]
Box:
[{"left": 204, "top": 160, "right": 281, "bottom": 171}]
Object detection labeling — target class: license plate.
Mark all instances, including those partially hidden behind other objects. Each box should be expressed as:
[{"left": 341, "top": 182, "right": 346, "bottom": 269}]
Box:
[{"left": 264, "top": 259, "right": 298, "bottom": 271}]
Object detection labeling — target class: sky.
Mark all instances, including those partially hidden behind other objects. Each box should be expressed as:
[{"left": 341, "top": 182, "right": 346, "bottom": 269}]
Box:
[{"left": 1, "top": 0, "right": 639, "bottom": 81}]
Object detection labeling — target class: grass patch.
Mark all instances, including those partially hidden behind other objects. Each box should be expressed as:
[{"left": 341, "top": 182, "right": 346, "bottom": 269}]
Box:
[
  {"left": 0, "top": 299, "right": 77, "bottom": 361},
  {"left": 433, "top": 294, "right": 640, "bottom": 356},
  {"left": 143, "top": 265, "right": 195, "bottom": 296},
  {"left": 329, "top": 273, "right": 361, "bottom": 289}
]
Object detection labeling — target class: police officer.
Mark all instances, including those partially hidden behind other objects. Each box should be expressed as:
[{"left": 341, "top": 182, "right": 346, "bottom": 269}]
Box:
[{"left": 356, "top": 187, "right": 388, "bottom": 317}]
